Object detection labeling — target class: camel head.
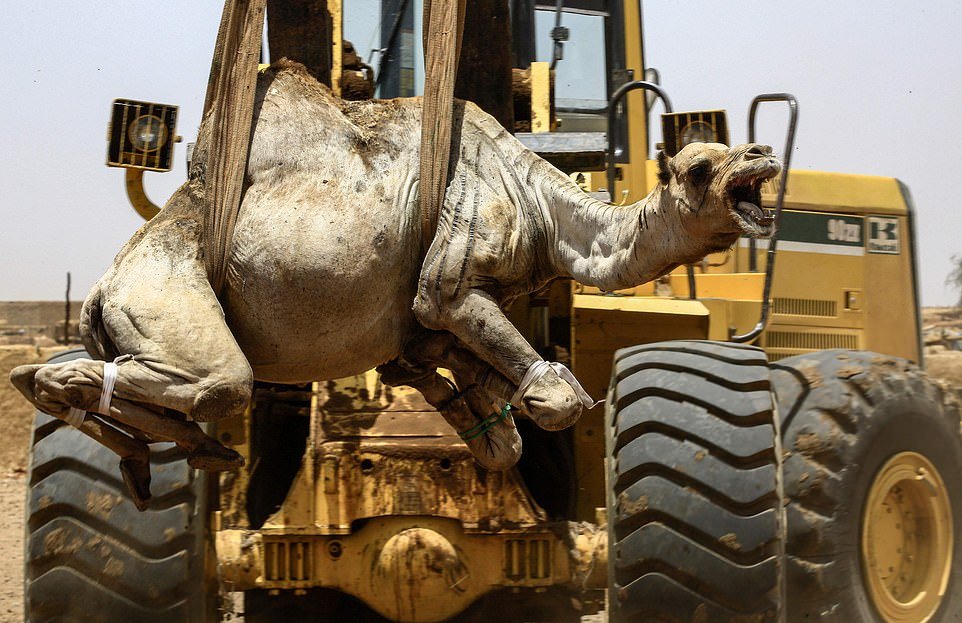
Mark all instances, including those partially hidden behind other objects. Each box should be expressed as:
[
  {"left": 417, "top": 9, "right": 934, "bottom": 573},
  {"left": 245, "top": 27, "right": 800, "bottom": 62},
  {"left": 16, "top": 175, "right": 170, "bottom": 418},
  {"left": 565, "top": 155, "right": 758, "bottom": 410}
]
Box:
[{"left": 657, "top": 142, "right": 781, "bottom": 253}]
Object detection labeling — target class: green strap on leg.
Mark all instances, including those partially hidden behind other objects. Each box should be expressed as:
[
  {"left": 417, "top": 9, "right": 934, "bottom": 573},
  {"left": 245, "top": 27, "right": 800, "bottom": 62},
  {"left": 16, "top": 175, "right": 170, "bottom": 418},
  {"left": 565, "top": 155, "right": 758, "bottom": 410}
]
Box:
[{"left": 458, "top": 403, "right": 512, "bottom": 442}]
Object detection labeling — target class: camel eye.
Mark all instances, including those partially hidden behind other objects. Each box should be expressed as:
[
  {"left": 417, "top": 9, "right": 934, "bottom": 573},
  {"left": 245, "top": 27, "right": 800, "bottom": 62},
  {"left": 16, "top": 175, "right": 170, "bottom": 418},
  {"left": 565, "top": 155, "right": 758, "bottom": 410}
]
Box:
[{"left": 688, "top": 160, "right": 711, "bottom": 185}]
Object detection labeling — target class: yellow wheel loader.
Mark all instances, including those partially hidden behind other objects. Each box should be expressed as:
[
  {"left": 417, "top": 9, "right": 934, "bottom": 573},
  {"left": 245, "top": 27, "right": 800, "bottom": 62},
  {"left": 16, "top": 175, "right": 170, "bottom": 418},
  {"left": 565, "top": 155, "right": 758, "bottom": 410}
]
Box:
[{"left": 22, "top": 2, "right": 962, "bottom": 622}]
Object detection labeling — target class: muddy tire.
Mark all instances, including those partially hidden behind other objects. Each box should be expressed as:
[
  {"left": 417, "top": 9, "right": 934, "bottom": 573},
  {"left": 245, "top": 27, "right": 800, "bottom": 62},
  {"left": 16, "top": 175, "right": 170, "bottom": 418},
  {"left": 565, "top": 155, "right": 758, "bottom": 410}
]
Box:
[
  {"left": 606, "top": 340, "right": 783, "bottom": 622},
  {"left": 24, "top": 349, "right": 215, "bottom": 623},
  {"left": 771, "top": 350, "right": 962, "bottom": 622}
]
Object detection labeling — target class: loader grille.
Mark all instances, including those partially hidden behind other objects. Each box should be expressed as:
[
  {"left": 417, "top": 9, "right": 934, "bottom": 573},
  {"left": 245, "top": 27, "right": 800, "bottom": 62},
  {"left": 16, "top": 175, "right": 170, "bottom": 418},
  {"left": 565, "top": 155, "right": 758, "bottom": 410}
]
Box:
[
  {"left": 764, "top": 329, "right": 861, "bottom": 361},
  {"left": 504, "top": 538, "right": 552, "bottom": 582},
  {"left": 772, "top": 297, "right": 837, "bottom": 318},
  {"left": 265, "top": 540, "right": 313, "bottom": 582}
]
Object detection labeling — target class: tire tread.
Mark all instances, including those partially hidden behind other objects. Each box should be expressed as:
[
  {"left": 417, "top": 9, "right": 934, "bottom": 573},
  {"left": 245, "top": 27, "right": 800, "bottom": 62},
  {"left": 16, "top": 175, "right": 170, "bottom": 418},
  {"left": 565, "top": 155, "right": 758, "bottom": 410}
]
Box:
[
  {"left": 24, "top": 350, "right": 209, "bottom": 623},
  {"left": 608, "top": 340, "right": 780, "bottom": 623},
  {"left": 771, "top": 349, "right": 962, "bottom": 622}
]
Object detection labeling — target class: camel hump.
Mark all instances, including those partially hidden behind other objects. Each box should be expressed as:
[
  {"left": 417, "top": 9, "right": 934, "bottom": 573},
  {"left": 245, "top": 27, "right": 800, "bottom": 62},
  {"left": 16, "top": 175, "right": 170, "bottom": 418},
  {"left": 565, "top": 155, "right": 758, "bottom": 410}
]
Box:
[{"left": 259, "top": 58, "right": 340, "bottom": 102}]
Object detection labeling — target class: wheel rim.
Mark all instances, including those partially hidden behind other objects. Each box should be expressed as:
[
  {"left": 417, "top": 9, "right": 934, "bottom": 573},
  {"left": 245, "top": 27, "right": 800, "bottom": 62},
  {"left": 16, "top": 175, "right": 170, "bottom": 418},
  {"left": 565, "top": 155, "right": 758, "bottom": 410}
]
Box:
[{"left": 862, "top": 451, "right": 953, "bottom": 623}]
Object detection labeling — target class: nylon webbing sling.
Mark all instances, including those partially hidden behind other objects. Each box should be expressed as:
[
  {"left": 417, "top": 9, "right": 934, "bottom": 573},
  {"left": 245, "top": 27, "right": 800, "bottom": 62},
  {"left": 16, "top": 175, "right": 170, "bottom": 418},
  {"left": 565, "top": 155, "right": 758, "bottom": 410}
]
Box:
[
  {"left": 417, "top": 0, "right": 467, "bottom": 248},
  {"left": 201, "top": 0, "right": 267, "bottom": 297},
  {"left": 200, "top": 0, "right": 462, "bottom": 292}
]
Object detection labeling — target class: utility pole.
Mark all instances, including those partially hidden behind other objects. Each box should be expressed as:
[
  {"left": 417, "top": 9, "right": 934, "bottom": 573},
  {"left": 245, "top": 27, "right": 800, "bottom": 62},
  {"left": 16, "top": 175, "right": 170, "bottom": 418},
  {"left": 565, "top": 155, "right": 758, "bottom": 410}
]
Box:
[{"left": 63, "top": 272, "right": 71, "bottom": 344}]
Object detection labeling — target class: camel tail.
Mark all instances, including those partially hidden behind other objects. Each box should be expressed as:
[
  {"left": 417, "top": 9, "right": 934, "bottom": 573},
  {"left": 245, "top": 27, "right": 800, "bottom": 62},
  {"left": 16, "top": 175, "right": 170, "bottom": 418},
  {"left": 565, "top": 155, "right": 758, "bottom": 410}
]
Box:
[{"left": 79, "top": 283, "right": 119, "bottom": 361}]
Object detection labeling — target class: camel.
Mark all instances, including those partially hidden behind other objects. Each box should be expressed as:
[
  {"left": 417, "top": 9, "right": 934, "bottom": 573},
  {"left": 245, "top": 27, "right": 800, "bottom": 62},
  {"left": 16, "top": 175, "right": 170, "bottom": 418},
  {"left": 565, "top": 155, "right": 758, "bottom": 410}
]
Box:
[{"left": 10, "top": 61, "right": 780, "bottom": 509}]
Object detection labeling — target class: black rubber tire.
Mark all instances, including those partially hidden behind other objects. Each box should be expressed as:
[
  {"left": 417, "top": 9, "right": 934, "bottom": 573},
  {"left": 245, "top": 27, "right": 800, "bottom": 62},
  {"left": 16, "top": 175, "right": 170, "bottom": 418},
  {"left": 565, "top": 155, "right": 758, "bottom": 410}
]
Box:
[
  {"left": 24, "top": 349, "right": 215, "bottom": 623},
  {"left": 606, "top": 340, "right": 783, "bottom": 623},
  {"left": 771, "top": 350, "right": 962, "bottom": 622}
]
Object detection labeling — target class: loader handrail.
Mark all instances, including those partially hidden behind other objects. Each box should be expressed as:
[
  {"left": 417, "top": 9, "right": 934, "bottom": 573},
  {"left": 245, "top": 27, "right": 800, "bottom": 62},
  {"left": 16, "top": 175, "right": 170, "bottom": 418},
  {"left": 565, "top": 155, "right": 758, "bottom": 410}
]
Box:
[
  {"left": 731, "top": 93, "right": 798, "bottom": 343},
  {"left": 605, "top": 81, "right": 701, "bottom": 298},
  {"left": 606, "top": 80, "right": 672, "bottom": 197}
]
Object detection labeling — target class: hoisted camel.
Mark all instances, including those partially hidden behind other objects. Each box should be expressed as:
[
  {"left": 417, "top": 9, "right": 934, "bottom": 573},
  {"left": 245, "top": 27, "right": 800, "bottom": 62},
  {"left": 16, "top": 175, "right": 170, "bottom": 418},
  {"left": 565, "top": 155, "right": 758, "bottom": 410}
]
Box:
[{"left": 10, "top": 61, "right": 780, "bottom": 508}]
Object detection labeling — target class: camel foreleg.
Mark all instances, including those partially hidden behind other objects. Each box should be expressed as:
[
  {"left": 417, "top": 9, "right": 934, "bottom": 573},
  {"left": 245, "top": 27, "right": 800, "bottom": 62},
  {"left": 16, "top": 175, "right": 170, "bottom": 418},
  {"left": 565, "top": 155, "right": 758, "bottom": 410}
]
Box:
[
  {"left": 10, "top": 198, "right": 254, "bottom": 512},
  {"left": 71, "top": 414, "right": 154, "bottom": 511},
  {"left": 414, "top": 289, "right": 593, "bottom": 431}
]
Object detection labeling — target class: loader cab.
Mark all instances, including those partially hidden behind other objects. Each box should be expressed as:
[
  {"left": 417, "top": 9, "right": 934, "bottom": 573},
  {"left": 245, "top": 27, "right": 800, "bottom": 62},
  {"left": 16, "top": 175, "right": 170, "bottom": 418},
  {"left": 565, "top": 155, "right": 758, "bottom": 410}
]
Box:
[{"left": 367, "top": 0, "right": 653, "bottom": 196}]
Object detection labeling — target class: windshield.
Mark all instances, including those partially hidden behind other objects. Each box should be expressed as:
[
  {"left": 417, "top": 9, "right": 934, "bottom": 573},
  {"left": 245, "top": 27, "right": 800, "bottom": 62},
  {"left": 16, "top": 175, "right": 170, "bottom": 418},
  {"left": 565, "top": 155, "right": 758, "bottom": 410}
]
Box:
[{"left": 534, "top": 8, "right": 608, "bottom": 112}]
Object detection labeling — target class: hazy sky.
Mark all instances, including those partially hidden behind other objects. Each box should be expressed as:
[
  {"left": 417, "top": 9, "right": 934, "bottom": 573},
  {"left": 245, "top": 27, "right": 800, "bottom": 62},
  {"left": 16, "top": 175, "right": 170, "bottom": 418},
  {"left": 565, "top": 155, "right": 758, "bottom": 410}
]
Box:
[{"left": 2, "top": 2, "right": 962, "bottom": 306}]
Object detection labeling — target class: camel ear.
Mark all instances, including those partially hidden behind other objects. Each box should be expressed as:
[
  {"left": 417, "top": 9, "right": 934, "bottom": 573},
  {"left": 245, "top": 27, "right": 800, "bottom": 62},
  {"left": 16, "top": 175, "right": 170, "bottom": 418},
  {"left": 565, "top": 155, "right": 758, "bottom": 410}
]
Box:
[
  {"left": 656, "top": 150, "right": 671, "bottom": 185},
  {"left": 9, "top": 364, "right": 42, "bottom": 402}
]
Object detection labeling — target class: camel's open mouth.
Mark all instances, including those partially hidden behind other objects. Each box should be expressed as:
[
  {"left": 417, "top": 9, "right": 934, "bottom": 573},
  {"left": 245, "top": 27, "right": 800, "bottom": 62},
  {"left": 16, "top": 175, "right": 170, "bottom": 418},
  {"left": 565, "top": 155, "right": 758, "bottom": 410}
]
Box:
[{"left": 727, "top": 160, "right": 781, "bottom": 236}]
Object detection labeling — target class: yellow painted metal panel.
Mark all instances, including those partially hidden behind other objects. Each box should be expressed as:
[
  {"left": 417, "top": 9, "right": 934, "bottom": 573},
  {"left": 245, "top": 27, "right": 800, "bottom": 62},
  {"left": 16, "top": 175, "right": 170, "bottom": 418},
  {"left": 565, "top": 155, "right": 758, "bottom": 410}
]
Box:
[
  {"left": 618, "top": 0, "right": 649, "bottom": 199},
  {"left": 699, "top": 298, "right": 733, "bottom": 341},
  {"left": 636, "top": 161, "right": 907, "bottom": 218},
  {"left": 330, "top": 0, "right": 343, "bottom": 96},
  {"left": 577, "top": 274, "right": 765, "bottom": 301},
  {"left": 572, "top": 294, "right": 709, "bottom": 316},
  {"left": 863, "top": 214, "right": 920, "bottom": 362},
  {"left": 769, "top": 170, "right": 906, "bottom": 215},
  {"left": 530, "top": 62, "right": 551, "bottom": 133}
]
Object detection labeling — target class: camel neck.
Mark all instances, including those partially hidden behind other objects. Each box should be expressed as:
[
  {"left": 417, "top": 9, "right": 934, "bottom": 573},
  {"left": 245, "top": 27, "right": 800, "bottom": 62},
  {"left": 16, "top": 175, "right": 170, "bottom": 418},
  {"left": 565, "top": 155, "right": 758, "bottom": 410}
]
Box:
[{"left": 536, "top": 165, "right": 697, "bottom": 291}]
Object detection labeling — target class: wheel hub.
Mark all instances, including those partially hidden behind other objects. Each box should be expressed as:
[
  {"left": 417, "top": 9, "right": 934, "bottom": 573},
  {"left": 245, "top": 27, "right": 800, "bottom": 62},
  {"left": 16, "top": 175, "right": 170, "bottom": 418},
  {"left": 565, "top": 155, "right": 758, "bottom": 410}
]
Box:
[{"left": 862, "top": 451, "right": 953, "bottom": 622}]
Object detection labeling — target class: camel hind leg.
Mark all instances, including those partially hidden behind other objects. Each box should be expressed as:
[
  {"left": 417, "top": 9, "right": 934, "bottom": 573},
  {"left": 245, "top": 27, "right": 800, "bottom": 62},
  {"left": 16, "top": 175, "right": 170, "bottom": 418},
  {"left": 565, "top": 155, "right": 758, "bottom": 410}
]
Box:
[
  {"left": 379, "top": 331, "right": 523, "bottom": 470},
  {"left": 10, "top": 207, "right": 252, "bottom": 504}
]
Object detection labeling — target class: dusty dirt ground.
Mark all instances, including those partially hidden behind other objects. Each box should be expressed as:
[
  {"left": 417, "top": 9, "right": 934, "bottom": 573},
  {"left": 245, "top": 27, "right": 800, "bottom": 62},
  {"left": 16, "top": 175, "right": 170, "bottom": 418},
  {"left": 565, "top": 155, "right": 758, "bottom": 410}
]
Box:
[
  {"left": 0, "top": 347, "right": 65, "bottom": 621},
  {"left": 0, "top": 477, "right": 24, "bottom": 623}
]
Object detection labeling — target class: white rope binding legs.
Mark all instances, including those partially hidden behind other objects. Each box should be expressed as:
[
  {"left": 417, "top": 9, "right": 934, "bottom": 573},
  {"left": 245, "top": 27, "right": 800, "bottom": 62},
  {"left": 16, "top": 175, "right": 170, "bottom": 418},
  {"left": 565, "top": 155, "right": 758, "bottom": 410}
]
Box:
[
  {"left": 63, "top": 354, "right": 133, "bottom": 429},
  {"left": 510, "top": 360, "right": 601, "bottom": 410}
]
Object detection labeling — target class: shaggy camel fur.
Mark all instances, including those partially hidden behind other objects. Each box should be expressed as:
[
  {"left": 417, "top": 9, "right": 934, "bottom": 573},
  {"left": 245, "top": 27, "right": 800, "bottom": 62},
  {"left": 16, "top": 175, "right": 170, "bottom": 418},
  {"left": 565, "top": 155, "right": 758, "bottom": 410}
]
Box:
[{"left": 10, "top": 62, "right": 780, "bottom": 509}]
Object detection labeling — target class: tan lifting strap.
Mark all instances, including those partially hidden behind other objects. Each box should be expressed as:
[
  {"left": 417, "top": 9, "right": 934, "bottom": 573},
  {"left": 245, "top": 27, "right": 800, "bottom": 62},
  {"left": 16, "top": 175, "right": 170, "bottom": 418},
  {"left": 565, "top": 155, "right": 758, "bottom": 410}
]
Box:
[
  {"left": 201, "top": 0, "right": 267, "bottom": 298},
  {"left": 418, "top": 0, "right": 467, "bottom": 248},
  {"left": 199, "top": 0, "right": 461, "bottom": 296}
]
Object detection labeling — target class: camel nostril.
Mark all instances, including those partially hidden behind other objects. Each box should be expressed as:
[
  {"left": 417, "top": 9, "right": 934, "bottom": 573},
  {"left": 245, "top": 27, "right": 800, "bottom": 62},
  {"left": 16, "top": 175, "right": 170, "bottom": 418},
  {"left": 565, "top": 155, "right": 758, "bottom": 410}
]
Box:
[{"left": 745, "top": 144, "right": 772, "bottom": 159}]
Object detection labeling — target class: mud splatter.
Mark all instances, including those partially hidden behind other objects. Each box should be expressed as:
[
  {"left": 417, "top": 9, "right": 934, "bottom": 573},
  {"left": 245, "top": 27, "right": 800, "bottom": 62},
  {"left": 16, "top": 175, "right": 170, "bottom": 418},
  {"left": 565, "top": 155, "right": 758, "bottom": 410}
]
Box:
[
  {"left": 43, "top": 527, "right": 82, "bottom": 556},
  {"left": 719, "top": 533, "right": 741, "bottom": 551},
  {"left": 797, "top": 363, "right": 823, "bottom": 389},
  {"left": 85, "top": 491, "right": 121, "bottom": 518},
  {"left": 794, "top": 432, "right": 821, "bottom": 455},
  {"left": 835, "top": 366, "right": 864, "bottom": 380},
  {"left": 617, "top": 492, "right": 648, "bottom": 516}
]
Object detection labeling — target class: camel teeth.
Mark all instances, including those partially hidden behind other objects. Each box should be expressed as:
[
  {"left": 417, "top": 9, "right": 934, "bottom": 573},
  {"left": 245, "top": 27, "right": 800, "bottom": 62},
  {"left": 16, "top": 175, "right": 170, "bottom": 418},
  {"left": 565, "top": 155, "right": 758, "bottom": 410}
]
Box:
[{"left": 737, "top": 200, "right": 764, "bottom": 220}]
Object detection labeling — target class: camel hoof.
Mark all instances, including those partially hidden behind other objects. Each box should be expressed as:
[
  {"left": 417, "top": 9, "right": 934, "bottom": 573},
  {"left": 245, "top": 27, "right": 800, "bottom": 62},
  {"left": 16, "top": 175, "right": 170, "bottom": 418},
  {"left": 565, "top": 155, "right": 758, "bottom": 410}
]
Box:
[
  {"left": 467, "top": 438, "right": 523, "bottom": 471},
  {"left": 9, "top": 364, "right": 42, "bottom": 404},
  {"left": 119, "top": 458, "right": 152, "bottom": 511},
  {"left": 187, "top": 439, "right": 245, "bottom": 472},
  {"left": 521, "top": 372, "right": 583, "bottom": 431},
  {"left": 464, "top": 416, "right": 523, "bottom": 471}
]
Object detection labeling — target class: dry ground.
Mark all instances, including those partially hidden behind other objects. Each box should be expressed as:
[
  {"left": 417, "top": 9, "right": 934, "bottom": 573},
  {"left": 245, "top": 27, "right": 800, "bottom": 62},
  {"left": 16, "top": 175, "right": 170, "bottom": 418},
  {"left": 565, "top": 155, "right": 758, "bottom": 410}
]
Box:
[
  {"left": 0, "top": 347, "right": 64, "bottom": 622},
  {"left": 0, "top": 477, "right": 24, "bottom": 623}
]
